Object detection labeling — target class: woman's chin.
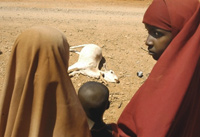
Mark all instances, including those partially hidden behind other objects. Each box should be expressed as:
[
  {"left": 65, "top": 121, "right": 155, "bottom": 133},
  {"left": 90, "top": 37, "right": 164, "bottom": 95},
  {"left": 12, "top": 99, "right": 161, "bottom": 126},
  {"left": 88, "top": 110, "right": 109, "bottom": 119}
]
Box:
[{"left": 152, "top": 55, "right": 159, "bottom": 60}]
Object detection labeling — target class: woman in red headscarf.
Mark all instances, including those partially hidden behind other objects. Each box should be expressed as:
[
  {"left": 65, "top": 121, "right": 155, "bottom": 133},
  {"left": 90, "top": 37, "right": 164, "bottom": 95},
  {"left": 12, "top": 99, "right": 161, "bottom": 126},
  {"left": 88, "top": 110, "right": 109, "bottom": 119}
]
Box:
[{"left": 116, "top": 0, "right": 200, "bottom": 136}]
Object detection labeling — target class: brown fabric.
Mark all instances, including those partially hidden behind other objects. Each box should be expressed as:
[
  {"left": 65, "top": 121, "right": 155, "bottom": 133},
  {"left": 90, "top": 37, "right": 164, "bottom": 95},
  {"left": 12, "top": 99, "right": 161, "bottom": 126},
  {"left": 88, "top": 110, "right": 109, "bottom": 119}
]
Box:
[
  {"left": 0, "top": 26, "right": 91, "bottom": 137},
  {"left": 117, "top": 0, "right": 200, "bottom": 137}
]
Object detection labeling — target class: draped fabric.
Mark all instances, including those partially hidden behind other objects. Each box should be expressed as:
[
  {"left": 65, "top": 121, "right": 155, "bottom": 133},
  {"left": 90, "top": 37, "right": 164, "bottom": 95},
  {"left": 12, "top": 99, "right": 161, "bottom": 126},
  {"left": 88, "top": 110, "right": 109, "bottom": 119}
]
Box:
[
  {"left": 117, "top": 0, "right": 200, "bottom": 136},
  {"left": 0, "top": 26, "right": 91, "bottom": 137},
  {"left": 143, "top": 0, "right": 171, "bottom": 32}
]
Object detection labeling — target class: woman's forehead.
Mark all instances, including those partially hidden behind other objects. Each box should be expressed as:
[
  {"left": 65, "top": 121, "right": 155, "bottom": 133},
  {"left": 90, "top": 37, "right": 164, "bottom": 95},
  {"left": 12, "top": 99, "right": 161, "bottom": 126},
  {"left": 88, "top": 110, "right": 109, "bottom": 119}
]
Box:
[{"left": 145, "top": 23, "right": 172, "bottom": 32}]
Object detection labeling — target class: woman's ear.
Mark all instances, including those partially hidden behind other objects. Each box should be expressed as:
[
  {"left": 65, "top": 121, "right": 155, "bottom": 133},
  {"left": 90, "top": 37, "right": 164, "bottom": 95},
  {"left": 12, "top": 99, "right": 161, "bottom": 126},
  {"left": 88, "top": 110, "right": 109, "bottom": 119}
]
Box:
[{"left": 106, "top": 101, "right": 110, "bottom": 110}]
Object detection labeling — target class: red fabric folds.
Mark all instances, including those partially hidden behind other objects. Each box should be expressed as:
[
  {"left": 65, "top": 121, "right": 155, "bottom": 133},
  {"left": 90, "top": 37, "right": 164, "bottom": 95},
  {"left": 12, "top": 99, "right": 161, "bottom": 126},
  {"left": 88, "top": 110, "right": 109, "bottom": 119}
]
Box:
[
  {"left": 117, "top": 0, "right": 200, "bottom": 137},
  {"left": 143, "top": 0, "right": 171, "bottom": 32}
]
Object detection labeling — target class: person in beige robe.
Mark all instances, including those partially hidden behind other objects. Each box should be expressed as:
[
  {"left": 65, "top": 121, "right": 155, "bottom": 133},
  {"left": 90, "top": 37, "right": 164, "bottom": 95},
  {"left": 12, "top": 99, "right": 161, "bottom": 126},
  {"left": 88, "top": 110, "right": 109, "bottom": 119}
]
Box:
[{"left": 0, "top": 26, "right": 91, "bottom": 137}]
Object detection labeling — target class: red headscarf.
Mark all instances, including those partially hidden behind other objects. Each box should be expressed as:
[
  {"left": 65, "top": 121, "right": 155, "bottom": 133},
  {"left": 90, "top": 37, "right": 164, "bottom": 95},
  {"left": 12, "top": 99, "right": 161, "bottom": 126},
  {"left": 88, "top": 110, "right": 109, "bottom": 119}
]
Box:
[
  {"left": 117, "top": 0, "right": 200, "bottom": 136},
  {"left": 143, "top": 0, "right": 171, "bottom": 32}
]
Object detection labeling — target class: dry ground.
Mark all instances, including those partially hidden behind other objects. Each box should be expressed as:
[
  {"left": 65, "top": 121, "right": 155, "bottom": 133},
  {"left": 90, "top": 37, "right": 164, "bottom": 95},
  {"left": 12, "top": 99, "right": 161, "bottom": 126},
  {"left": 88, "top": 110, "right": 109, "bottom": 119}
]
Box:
[{"left": 0, "top": 0, "right": 155, "bottom": 124}]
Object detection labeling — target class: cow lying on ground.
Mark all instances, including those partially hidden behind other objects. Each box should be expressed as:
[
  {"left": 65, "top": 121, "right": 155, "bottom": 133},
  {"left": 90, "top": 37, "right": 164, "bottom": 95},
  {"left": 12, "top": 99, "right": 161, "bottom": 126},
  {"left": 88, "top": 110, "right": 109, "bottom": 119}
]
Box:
[{"left": 68, "top": 44, "right": 119, "bottom": 83}]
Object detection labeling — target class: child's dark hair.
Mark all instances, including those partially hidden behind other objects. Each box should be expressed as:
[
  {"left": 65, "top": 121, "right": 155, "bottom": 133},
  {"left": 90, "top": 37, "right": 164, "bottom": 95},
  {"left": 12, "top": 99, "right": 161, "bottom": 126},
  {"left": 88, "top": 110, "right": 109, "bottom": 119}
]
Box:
[{"left": 78, "top": 81, "right": 110, "bottom": 122}]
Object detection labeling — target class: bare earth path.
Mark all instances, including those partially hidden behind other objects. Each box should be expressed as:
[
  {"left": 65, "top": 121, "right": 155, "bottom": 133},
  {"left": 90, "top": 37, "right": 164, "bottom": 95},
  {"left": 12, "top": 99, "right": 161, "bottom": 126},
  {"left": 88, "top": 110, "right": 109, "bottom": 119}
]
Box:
[{"left": 0, "top": 0, "right": 155, "bottom": 124}]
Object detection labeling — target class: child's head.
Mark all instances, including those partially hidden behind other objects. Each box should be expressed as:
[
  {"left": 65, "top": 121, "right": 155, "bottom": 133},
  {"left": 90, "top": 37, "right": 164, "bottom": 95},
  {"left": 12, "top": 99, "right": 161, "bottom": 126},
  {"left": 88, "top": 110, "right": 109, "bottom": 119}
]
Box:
[{"left": 78, "top": 81, "right": 110, "bottom": 123}]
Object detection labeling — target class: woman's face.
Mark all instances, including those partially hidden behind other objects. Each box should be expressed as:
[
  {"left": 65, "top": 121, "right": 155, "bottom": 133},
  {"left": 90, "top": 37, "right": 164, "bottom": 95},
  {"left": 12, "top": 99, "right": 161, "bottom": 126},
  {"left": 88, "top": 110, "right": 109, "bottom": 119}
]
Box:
[{"left": 145, "top": 24, "right": 173, "bottom": 60}]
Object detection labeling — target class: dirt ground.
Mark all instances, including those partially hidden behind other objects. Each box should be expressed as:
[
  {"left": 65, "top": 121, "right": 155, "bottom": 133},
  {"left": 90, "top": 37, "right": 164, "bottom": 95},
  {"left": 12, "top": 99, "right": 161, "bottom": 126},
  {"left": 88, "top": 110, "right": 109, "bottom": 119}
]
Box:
[{"left": 0, "top": 0, "right": 155, "bottom": 124}]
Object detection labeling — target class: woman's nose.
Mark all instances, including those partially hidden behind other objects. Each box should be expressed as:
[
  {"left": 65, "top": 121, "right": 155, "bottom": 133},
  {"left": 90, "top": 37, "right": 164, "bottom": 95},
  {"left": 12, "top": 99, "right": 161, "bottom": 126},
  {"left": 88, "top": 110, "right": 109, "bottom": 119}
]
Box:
[{"left": 145, "top": 35, "right": 153, "bottom": 46}]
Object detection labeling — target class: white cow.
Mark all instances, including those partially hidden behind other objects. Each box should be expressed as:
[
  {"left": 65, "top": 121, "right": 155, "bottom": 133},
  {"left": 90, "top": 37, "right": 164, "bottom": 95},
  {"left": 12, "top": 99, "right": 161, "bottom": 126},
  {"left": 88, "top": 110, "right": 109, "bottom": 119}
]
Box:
[{"left": 68, "top": 44, "right": 119, "bottom": 83}]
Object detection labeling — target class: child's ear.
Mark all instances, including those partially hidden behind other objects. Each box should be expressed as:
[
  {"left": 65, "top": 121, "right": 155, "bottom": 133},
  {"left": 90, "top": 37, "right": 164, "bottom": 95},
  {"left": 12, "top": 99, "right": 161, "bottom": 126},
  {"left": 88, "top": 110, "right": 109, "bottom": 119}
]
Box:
[{"left": 106, "top": 101, "right": 110, "bottom": 110}]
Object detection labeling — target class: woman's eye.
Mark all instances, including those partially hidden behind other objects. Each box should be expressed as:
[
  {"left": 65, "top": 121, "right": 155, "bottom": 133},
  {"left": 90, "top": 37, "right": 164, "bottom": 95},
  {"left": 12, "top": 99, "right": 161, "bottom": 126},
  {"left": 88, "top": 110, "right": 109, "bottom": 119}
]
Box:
[{"left": 152, "top": 31, "right": 163, "bottom": 38}]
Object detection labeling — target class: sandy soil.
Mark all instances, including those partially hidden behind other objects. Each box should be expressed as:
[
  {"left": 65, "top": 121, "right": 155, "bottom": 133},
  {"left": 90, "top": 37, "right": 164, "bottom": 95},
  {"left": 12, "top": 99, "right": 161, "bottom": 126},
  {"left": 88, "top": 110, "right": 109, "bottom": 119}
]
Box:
[{"left": 0, "top": 0, "right": 155, "bottom": 124}]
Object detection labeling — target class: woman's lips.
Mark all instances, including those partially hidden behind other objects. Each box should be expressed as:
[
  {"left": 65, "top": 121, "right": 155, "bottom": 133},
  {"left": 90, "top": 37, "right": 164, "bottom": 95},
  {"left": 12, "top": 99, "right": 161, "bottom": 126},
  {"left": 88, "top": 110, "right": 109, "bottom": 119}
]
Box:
[{"left": 148, "top": 50, "right": 154, "bottom": 55}]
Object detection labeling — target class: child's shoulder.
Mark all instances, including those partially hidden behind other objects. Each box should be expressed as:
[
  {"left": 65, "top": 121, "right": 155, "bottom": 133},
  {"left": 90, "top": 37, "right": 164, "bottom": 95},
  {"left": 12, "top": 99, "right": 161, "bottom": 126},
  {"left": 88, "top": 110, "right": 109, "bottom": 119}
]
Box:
[
  {"left": 107, "top": 123, "right": 119, "bottom": 137},
  {"left": 91, "top": 123, "right": 118, "bottom": 137}
]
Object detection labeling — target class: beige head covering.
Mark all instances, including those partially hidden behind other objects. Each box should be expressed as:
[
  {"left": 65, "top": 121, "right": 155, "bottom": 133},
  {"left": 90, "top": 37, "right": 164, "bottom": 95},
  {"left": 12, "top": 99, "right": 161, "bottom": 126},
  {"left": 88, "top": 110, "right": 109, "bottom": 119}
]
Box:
[{"left": 0, "top": 26, "right": 91, "bottom": 137}]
